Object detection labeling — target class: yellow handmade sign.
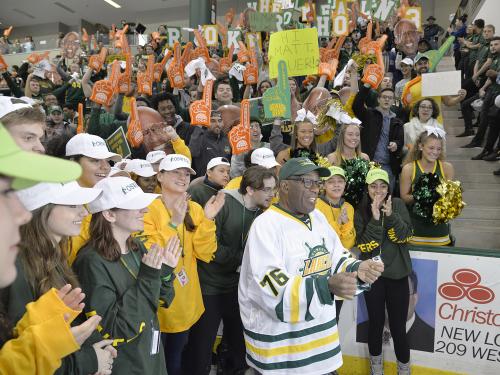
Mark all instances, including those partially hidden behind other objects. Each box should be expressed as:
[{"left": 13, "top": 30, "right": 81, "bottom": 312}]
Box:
[{"left": 268, "top": 28, "right": 320, "bottom": 79}]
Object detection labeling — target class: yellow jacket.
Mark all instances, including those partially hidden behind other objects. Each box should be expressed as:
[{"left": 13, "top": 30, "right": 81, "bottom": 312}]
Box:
[
  {"left": 0, "top": 288, "right": 80, "bottom": 375},
  {"left": 315, "top": 197, "right": 356, "bottom": 249},
  {"left": 141, "top": 199, "right": 217, "bottom": 333},
  {"left": 68, "top": 213, "right": 91, "bottom": 265},
  {"left": 225, "top": 176, "right": 242, "bottom": 190},
  {"left": 171, "top": 137, "right": 192, "bottom": 160}
]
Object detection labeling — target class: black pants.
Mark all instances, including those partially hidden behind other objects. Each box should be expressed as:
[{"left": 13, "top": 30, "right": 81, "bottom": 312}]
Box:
[
  {"left": 472, "top": 91, "right": 496, "bottom": 145},
  {"left": 182, "top": 291, "right": 247, "bottom": 375},
  {"left": 364, "top": 276, "right": 410, "bottom": 363},
  {"left": 460, "top": 93, "right": 480, "bottom": 131},
  {"left": 454, "top": 49, "right": 461, "bottom": 71},
  {"left": 484, "top": 109, "right": 500, "bottom": 151}
]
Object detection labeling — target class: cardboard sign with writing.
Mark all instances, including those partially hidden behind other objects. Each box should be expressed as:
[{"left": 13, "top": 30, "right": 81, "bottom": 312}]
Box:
[
  {"left": 372, "top": 0, "right": 397, "bottom": 21},
  {"left": 268, "top": 28, "right": 319, "bottom": 78},
  {"left": 403, "top": 6, "right": 422, "bottom": 31},
  {"left": 262, "top": 60, "right": 291, "bottom": 119},
  {"left": 106, "top": 126, "right": 131, "bottom": 159},
  {"left": 248, "top": 10, "right": 296, "bottom": 32},
  {"left": 227, "top": 29, "right": 242, "bottom": 48},
  {"left": 202, "top": 25, "right": 219, "bottom": 47}
]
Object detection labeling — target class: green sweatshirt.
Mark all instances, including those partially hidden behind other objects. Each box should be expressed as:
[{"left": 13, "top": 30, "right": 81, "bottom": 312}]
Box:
[
  {"left": 187, "top": 178, "right": 222, "bottom": 208},
  {"left": 87, "top": 105, "right": 128, "bottom": 139},
  {"left": 354, "top": 197, "right": 413, "bottom": 279},
  {"left": 72, "top": 240, "right": 175, "bottom": 375},
  {"left": 197, "top": 189, "right": 261, "bottom": 295},
  {"left": 6, "top": 258, "right": 98, "bottom": 375},
  {"left": 52, "top": 81, "right": 85, "bottom": 106}
]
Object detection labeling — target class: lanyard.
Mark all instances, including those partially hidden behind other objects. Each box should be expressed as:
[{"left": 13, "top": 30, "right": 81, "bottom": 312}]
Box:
[{"left": 120, "top": 251, "right": 141, "bottom": 279}]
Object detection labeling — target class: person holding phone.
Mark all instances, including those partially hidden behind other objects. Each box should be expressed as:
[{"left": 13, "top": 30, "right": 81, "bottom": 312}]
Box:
[{"left": 354, "top": 168, "right": 414, "bottom": 375}]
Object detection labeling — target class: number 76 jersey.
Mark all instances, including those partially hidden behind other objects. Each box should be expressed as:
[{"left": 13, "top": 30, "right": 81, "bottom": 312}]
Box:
[{"left": 238, "top": 204, "right": 361, "bottom": 375}]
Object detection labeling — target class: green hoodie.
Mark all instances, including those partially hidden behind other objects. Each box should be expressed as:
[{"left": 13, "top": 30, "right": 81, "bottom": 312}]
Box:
[
  {"left": 354, "top": 197, "right": 413, "bottom": 280},
  {"left": 197, "top": 189, "right": 261, "bottom": 295},
  {"left": 73, "top": 240, "right": 175, "bottom": 375}
]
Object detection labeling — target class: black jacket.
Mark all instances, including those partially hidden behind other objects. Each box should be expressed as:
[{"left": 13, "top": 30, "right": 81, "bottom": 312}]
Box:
[
  {"left": 188, "top": 127, "right": 231, "bottom": 177},
  {"left": 353, "top": 84, "right": 405, "bottom": 175}
]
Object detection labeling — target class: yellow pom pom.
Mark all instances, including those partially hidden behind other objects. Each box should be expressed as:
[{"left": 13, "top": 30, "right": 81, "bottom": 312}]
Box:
[{"left": 432, "top": 180, "right": 466, "bottom": 224}]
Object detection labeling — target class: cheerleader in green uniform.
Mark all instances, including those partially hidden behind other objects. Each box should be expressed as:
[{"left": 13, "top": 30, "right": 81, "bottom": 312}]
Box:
[{"left": 400, "top": 127, "right": 454, "bottom": 246}]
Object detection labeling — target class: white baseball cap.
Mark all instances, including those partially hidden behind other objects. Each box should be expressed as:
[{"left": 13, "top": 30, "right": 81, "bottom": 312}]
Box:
[
  {"left": 251, "top": 148, "right": 280, "bottom": 169},
  {"left": 146, "top": 150, "right": 167, "bottom": 164},
  {"left": 88, "top": 177, "right": 159, "bottom": 213},
  {"left": 206, "top": 157, "right": 230, "bottom": 171},
  {"left": 65, "top": 133, "right": 122, "bottom": 162},
  {"left": 114, "top": 158, "right": 131, "bottom": 170},
  {"left": 125, "top": 159, "right": 157, "bottom": 177},
  {"left": 0, "top": 96, "right": 33, "bottom": 119},
  {"left": 108, "top": 167, "right": 131, "bottom": 178},
  {"left": 159, "top": 154, "right": 196, "bottom": 175},
  {"left": 401, "top": 58, "right": 414, "bottom": 67},
  {"left": 16, "top": 181, "right": 102, "bottom": 211}
]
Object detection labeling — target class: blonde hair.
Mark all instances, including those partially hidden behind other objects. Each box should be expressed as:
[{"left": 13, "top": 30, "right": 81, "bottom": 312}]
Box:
[
  {"left": 404, "top": 131, "right": 446, "bottom": 165},
  {"left": 333, "top": 123, "right": 363, "bottom": 164}
]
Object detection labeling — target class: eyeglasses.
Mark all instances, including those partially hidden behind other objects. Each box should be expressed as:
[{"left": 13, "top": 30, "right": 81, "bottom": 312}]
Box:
[
  {"left": 379, "top": 95, "right": 394, "bottom": 100},
  {"left": 142, "top": 122, "right": 168, "bottom": 137},
  {"left": 258, "top": 186, "right": 277, "bottom": 195},
  {"left": 287, "top": 177, "right": 324, "bottom": 189}
]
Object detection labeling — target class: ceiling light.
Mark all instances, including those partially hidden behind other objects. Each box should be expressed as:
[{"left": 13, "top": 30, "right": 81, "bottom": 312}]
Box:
[
  {"left": 54, "top": 2, "right": 76, "bottom": 13},
  {"left": 103, "top": 0, "right": 122, "bottom": 9}
]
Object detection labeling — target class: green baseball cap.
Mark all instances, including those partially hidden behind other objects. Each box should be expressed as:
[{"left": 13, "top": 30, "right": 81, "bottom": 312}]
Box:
[
  {"left": 279, "top": 157, "right": 330, "bottom": 180},
  {"left": 366, "top": 168, "right": 389, "bottom": 185},
  {"left": 413, "top": 52, "right": 429, "bottom": 65},
  {"left": 324, "top": 166, "right": 346, "bottom": 180},
  {"left": 0, "top": 122, "right": 82, "bottom": 189}
]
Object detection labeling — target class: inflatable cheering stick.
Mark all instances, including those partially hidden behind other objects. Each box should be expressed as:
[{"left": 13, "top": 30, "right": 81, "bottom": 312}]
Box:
[
  {"left": 167, "top": 41, "right": 185, "bottom": 89},
  {"left": 243, "top": 48, "right": 258, "bottom": 85},
  {"left": 229, "top": 99, "right": 251, "bottom": 155},
  {"left": 126, "top": 97, "right": 144, "bottom": 148}
]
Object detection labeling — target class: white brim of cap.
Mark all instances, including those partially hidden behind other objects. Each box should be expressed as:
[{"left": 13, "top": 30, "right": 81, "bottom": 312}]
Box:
[
  {"left": 148, "top": 155, "right": 165, "bottom": 164},
  {"left": 108, "top": 168, "right": 131, "bottom": 178},
  {"left": 82, "top": 150, "right": 122, "bottom": 162},
  {"left": 115, "top": 192, "right": 160, "bottom": 210},
  {"left": 161, "top": 166, "right": 196, "bottom": 175},
  {"left": 53, "top": 186, "right": 102, "bottom": 207},
  {"left": 134, "top": 170, "right": 157, "bottom": 178},
  {"left": 258, "top": 160, "right": 280, "bottom": 169}
]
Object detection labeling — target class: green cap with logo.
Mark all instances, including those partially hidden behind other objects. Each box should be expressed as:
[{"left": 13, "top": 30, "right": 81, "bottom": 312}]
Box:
[
  {"left": 324, "top": 166, "right": 346, "bottom": 180},
  {"left": 366, "top": 168, "right": 389, "bottom": 185},
  {"left": 279, "top": 157, "right": 330, "bottom": 180},
  {"left": 0, "top": 122, "right": 82, "bottom": 189}
]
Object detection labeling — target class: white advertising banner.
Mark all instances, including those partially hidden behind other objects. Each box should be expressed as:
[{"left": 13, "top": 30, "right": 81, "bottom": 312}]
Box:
[{"left": 338, "top": 250, "right": 500, "bottom": 375}]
